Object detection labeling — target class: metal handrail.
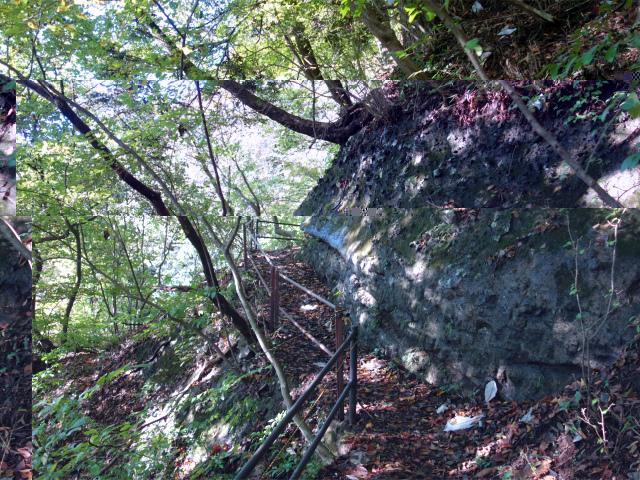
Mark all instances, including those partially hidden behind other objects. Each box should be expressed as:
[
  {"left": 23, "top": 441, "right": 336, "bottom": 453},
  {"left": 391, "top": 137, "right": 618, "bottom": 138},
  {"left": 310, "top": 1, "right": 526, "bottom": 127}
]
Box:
[
  {"left": 255, "top": 235, "right": 303, "bottom": 241},
  {"left": 243, "top": 224, "right": 336, "bottom": 310},
  {"left": 233, "top": 326, "right": 358, "bottom": 480},
  {"left": 289, "top": 327, "right": 358, "bottom": 480},
  {"left": 254, "top": 219, "right": 302, "bottom": 227}
]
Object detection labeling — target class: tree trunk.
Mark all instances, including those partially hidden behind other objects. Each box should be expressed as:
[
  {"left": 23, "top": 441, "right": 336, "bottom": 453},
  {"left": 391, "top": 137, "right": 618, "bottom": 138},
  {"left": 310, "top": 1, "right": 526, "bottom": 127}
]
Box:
[
  {"left": 348, "top": 1, "right": 433, "bottom": 80},
  {"left": 60, "top": 219, "right": 82, "bottom": 343},
  {"left": 20, "top": 80, "right": 258, "bottom": 346},
  {"left": 220, "top": 80, "right": 371, "bottom": 146},
  {"left": 287, "top": 21, "right": 353, "bottom": 110},
  {"left": 206, "top": 217, "right": 334, "bottom": 461},
  {"left": 175, "top": 215, "right": 258, "bottom": 345}
]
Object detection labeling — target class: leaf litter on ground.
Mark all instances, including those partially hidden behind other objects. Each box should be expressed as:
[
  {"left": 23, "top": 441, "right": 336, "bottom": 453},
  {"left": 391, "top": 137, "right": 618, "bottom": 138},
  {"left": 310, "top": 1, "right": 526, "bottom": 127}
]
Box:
[{"left": 34, "top": 246, "right": 640, "bottom": 480}]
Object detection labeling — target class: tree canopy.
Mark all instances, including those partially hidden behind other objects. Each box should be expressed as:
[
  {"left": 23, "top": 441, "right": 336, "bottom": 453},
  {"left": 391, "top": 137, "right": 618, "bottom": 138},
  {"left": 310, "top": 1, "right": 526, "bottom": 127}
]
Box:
[
  {"left": 2, "top": 0, "right": 638, "bottom": 82},
  {"left": 6, "top": 0, "right": 639, "bottom": 217}
]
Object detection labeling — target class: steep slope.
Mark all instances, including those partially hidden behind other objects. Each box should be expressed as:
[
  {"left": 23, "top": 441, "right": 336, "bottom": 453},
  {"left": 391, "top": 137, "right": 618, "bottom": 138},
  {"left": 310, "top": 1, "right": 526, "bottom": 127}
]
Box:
[
  {"left": 295, "top": 208, "right": 640, "bottom": 402},
  {"left": 294, "top": 81, "right": 640, "bottom": 215}
]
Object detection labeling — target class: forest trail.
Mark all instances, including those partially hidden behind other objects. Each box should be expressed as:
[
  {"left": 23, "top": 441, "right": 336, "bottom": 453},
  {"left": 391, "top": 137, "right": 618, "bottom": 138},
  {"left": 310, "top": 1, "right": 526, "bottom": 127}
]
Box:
[
  {"left": 246, "top": 246, "right": 640, "bottom": 480},
  {"left": 34, "top": 244, "right": 640, "bottom": 480}
]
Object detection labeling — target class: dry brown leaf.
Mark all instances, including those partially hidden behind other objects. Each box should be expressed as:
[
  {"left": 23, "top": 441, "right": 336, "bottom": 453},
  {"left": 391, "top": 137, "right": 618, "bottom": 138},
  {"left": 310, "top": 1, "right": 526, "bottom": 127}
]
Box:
[{"left": 475, "top": 466, "right": 497, "bottom": 477}]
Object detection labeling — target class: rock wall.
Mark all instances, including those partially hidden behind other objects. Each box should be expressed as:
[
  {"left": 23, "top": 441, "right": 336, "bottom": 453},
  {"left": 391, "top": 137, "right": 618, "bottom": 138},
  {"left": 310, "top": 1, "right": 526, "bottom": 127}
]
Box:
[
  {"left": 296, "top": 209, "right": 640, "bottom": 402},
  {"left": 294, "top": 82, "right": 640, "bottom": 215}
]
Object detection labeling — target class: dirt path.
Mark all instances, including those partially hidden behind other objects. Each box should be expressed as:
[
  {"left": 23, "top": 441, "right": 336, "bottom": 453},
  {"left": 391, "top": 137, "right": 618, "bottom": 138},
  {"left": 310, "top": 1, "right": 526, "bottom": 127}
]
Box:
[{"left": 250, "top": 246, "right": 640, "bottom": 480}]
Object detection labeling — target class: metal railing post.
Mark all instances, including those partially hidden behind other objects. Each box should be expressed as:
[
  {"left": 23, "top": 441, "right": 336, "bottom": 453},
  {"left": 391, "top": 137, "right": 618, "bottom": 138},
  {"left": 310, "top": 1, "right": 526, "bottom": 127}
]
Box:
[
  {"left": 336, "top": 311, "right": 344, "bottom": 421},
  {"left": 349, "top": 325, "right": 358, "bottom": 427},
  {"left": 233, "top": 329, "right": 356, "bottom": 480}
]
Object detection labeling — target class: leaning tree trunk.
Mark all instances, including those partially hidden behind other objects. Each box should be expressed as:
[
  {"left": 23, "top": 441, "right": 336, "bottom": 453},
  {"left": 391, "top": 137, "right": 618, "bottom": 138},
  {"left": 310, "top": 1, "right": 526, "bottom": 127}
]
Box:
[
  {"left": 138, "top": 13, "right": 371, "bottom": 146},
  {"left": 219, "top": 80, "right": 371, "bottom": 146},
  {"left": 203, "top": 217, "right": 334, "bottom": 461},
  {"left": 60, "top": 219, "right": 83, "bottom": 344},
  {"left": 19, "top": 79, "right": 259, "bottom": 346}
]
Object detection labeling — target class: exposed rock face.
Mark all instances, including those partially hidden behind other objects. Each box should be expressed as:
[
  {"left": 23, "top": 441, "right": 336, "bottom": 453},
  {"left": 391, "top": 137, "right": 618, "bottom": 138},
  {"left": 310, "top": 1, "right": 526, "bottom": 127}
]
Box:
[
  {"left": 294, "top": 82, "right": 639, "bottom": 215},
  {"left": 295, "top": 209, "right": 640, "bottom": 402}
]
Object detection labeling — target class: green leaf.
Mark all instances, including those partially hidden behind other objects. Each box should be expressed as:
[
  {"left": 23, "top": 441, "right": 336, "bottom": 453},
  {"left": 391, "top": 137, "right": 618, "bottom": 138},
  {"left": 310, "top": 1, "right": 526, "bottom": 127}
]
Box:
[
  {"left": 581, "top": 45, "right": 599, "bottom": 65},
  {"left": 1, "top": 80, "right": 16, "bottom": 91},
  {"left": 6, "top": 151, "right": 15, "bottom": 167},
  {"left": 405, "top": 6, "right": 419, "bottom": 22},
  {"left": 604, "top": 43, "right": 619, "bottom": 62},
  {"left": 423, "top": 7, "right": 436, "bottom": 21},
  {"left": 97, "top": 364, "right": 146, "bottom": 387},
  {"left": 69, "top": 417, "right": 88, "bottom": 430},
  {"left": 621, "top": 92, "right": 640, "bottom": 118},
  {"left": 621, "top": 152, "right": 640, "bottom": 171},
  {"left": 560, "top": 55, "right": 578, "bottom": 79},
  {"left": 465, "top": 38, "right": 479, "bottom": 51}
]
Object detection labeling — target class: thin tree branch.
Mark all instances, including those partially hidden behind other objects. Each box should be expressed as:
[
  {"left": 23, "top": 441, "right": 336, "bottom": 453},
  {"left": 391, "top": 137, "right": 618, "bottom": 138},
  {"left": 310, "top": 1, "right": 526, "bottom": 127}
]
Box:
[{"left": 196, "top": 80, "right": 227, "bottom": 215}]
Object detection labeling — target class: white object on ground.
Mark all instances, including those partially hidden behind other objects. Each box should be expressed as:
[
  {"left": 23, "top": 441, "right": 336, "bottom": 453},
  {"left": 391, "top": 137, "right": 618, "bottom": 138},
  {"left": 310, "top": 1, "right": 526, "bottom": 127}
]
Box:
[
  {"left": 531, "top": 95, "right": 545, "bottom": 110},
  {"left": 498, "top": 25, "right": 517, "bottom": 37},
  {"left": 300, "top": 304, "right": 318, "bottom": 311},
  {"left": 362, "top": 358, "right": 385, "bottom": 371},
  {"left": 443, "top": 414, "right": 485, "bottom": 432},
  {"left": 485, "top": 380, "right": 497, "bottom": 403},
  {"left": 471, "top": 1, "right": 483, "bottom": 12},
  {"left": 437, "top": 404, "right": 449, "bottom": 414},
  {"left": 519, "top": 407, "right": 533, "bottom": 422}
]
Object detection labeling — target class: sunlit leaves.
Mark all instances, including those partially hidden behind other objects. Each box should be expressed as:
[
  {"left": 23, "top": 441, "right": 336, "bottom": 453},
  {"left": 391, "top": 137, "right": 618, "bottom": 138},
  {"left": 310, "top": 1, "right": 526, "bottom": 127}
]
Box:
[
  {"left": 405, "top": 2, "right": 435, "bottom": 22},
  {"left": 621, "top": 92, "right": 640, "bottom": 119},
  {"left": 465, "top": 38, "right": 479, "bottom": 51}
]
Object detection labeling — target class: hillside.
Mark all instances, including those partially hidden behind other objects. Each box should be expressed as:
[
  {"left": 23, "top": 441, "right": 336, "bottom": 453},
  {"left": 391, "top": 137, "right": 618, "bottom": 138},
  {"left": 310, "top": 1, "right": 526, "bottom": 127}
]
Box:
[
  {"left": 294, "top": 81, "right": 640, "bottom": 214},
  {"left": 34, "top": 222, "right": 640, "bottom": 479}
]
